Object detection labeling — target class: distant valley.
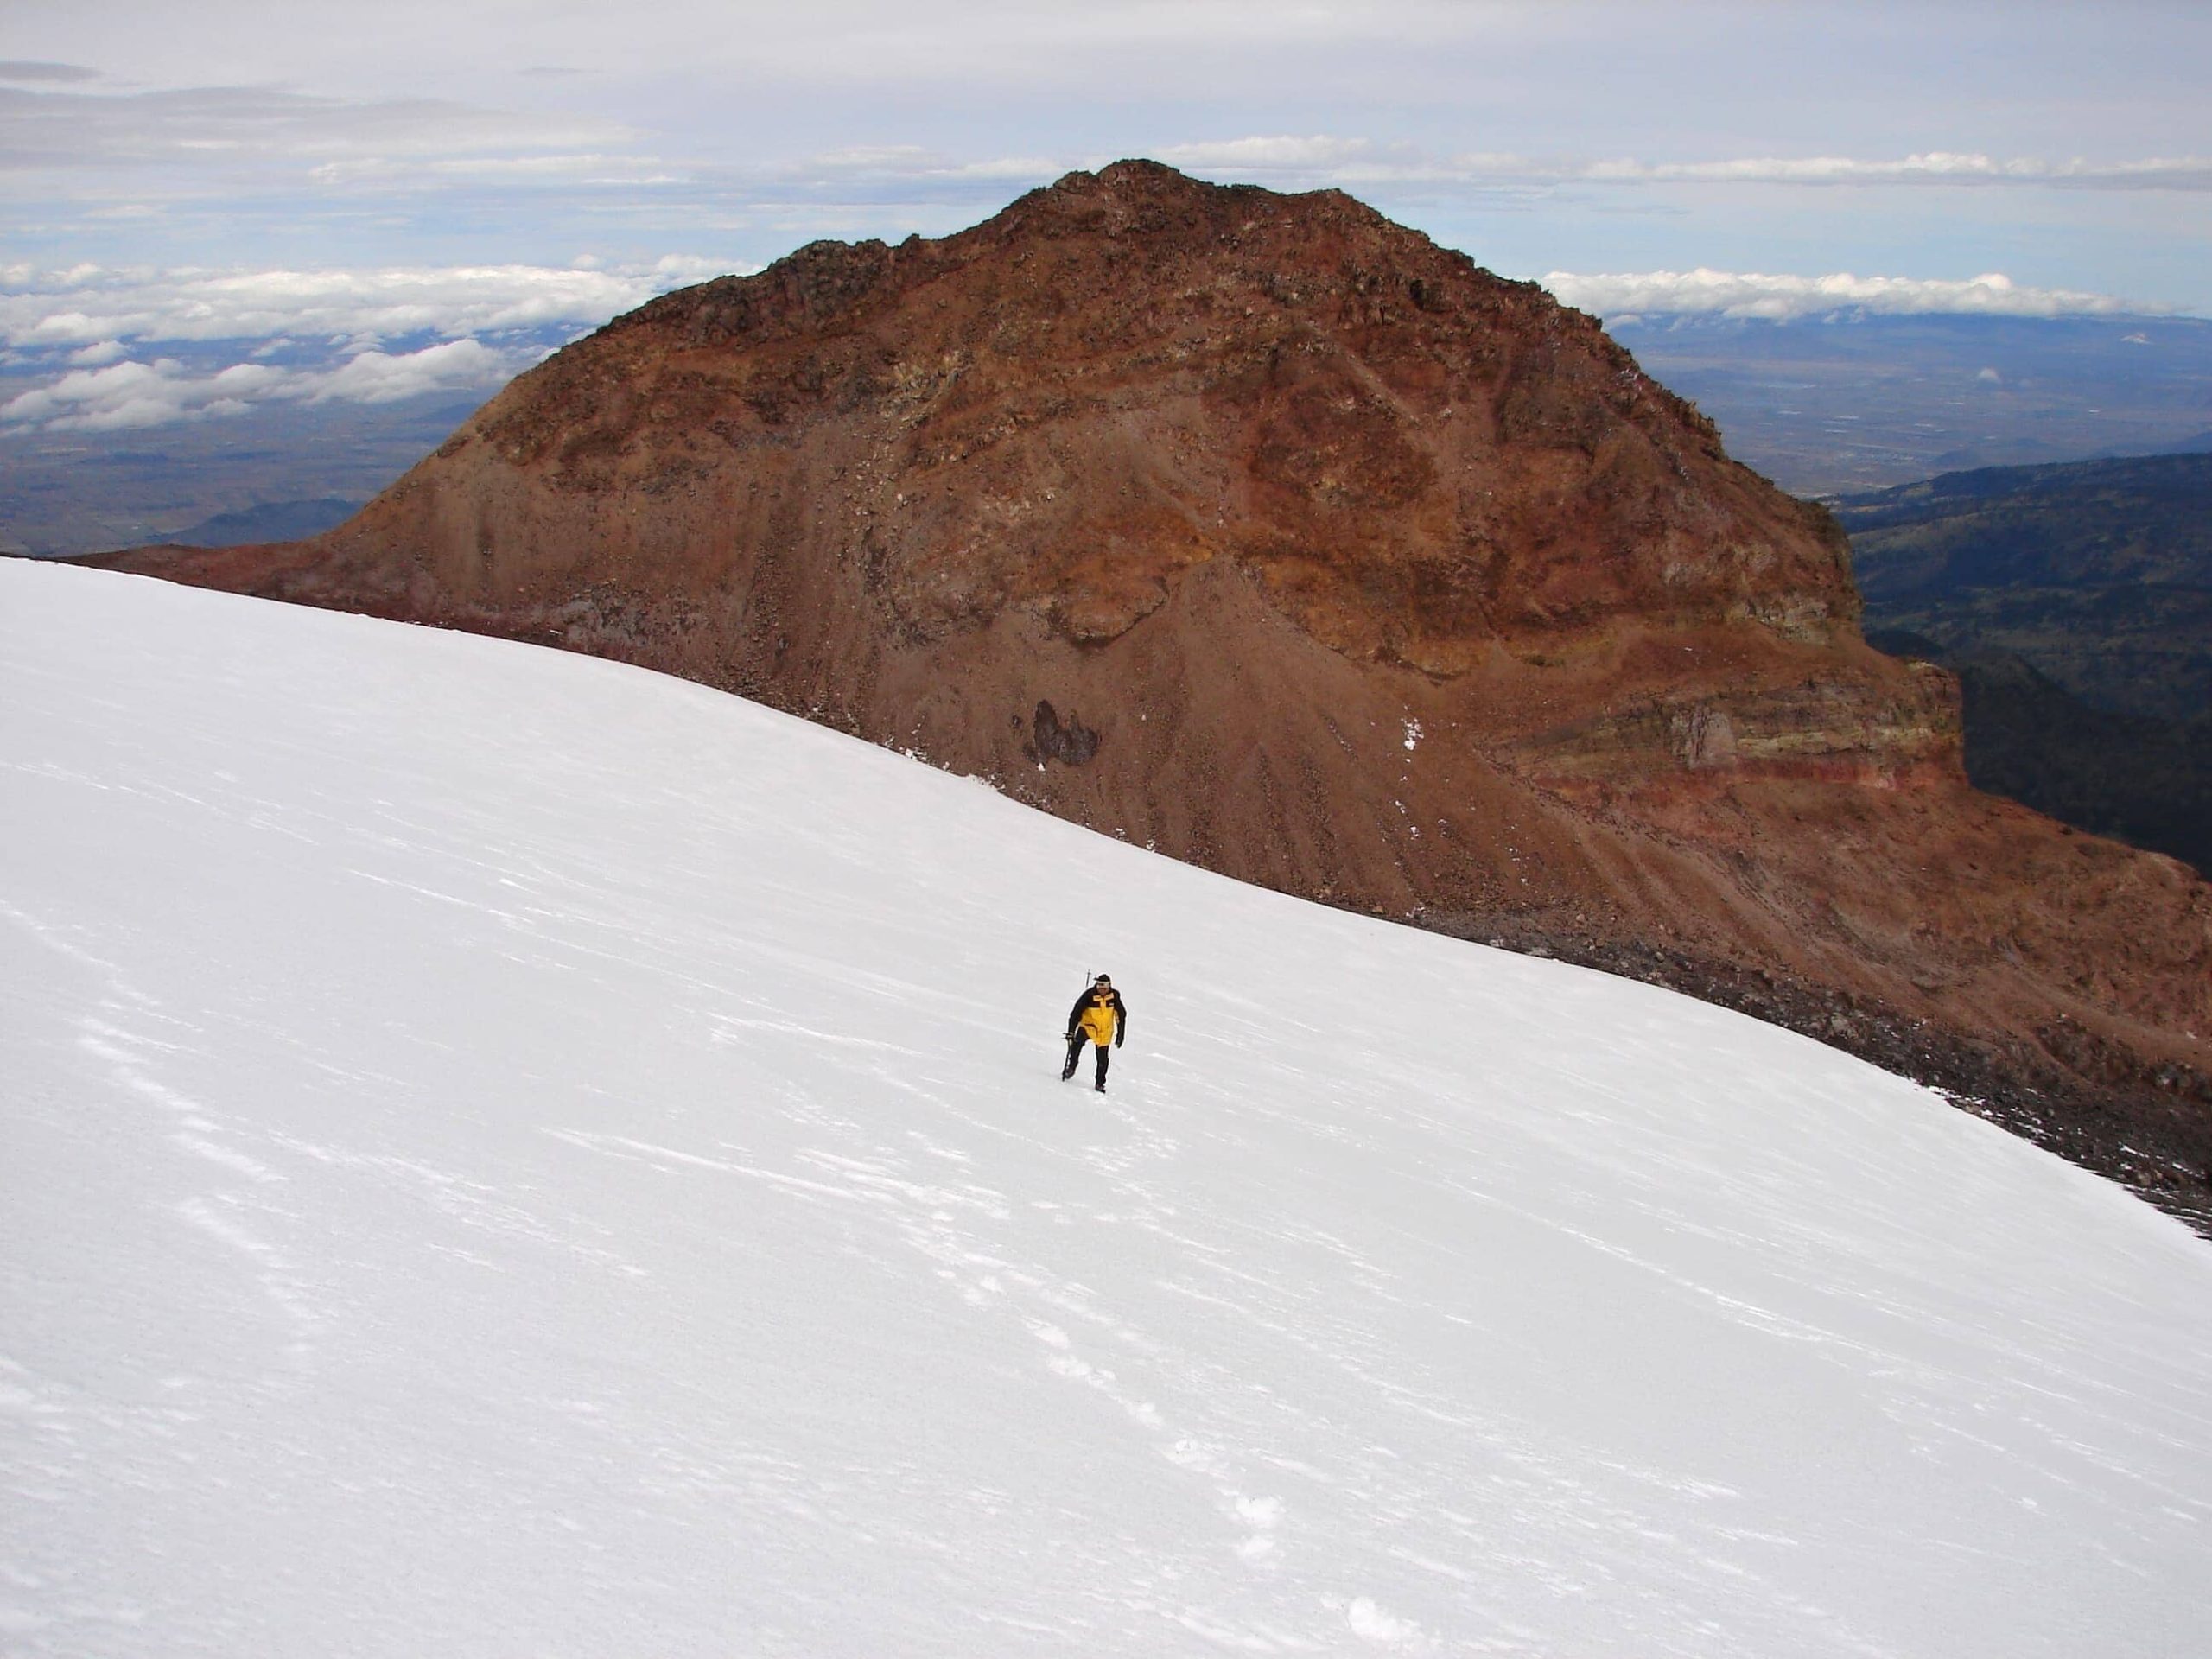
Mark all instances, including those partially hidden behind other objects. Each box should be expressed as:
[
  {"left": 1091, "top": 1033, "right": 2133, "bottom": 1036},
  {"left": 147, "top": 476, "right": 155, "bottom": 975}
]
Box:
[
  {"left": 0, "top": 389, "right": 485, "bottom": 558},
  {"left": 1624, "top": 313, "right": 2212, "bottom": 497}
]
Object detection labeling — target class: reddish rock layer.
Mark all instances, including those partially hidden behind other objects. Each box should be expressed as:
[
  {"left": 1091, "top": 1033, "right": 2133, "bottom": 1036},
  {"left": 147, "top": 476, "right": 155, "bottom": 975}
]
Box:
[{"left": 95, "top": 162, "right": 2211, "bottom": 1216}]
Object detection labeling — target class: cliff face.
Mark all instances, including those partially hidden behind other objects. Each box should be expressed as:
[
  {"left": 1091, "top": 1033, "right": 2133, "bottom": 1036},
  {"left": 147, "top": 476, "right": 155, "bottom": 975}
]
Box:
[{"left": 99, "top": 162, "right": 2211, "bottom": 1215}]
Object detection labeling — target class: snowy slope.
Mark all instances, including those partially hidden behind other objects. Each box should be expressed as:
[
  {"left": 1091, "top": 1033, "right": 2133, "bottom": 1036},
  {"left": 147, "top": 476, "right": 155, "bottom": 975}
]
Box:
[{"left": 4, "top": 560, "right": 2210, "bottom": 1659}]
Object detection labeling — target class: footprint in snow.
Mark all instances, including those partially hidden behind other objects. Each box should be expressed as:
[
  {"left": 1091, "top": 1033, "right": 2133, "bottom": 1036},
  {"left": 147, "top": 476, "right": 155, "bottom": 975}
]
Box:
[
  {"left": 1335, "top": 1595, "right": 1427, "bottom": 1649},
  {"left": 1232, "top": 1492, "right": 1284, "bottom": 1563}
]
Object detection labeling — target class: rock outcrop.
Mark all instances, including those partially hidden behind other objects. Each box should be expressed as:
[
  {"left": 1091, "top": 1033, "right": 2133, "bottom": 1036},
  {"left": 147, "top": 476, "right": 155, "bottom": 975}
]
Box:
[{"left": 94, "top": 162, "right": 2212, "bottom": 1226}]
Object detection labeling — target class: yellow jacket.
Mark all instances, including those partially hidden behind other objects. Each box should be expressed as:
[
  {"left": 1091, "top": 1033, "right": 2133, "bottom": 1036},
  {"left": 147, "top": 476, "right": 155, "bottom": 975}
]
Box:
[{"left": 1070, "top": 988, "right": 1125, "bottom": 1047}]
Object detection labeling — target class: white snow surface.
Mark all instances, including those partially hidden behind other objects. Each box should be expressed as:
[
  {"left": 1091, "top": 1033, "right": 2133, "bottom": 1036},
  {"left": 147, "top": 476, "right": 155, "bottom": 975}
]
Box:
[{"left": 5, "top": 559, "right": 2211, "bottom": 1658}]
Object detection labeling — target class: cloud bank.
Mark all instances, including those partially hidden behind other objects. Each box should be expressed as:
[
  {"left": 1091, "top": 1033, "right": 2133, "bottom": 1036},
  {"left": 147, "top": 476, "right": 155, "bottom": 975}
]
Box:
[
  {"left": 0, "top": 340, "right": 521, "bottom": 432},
  {"left": 0, "top": 60, "right": 99, "bottom": 84},
  {"left": 13, "top": 73, "right": 2209, "bottom": 211},
  {"left": 1149, "top": 138, "right": 2212, "bottom": 194},
  {"left": 0, "top": 257, "right": 746, "bottom": 433},
  {"left": 1542, "top": 268, "right": 2152, "bottom": 322},
  {"left": 0, "top": 81, "right": 633, "bottom": 174},
  {"left": 0, "top": 257, "right": 732, "bottom": 350},
  {"left": 1574, "top": 152, "right": 2212, "bottom": 191}
]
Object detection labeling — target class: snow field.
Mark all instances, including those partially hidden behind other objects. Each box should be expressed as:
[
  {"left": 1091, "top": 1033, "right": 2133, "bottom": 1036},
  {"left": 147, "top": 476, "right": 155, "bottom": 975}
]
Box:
[{"left": 3, "top": 559, "right": 2211, "bottom": 1656}]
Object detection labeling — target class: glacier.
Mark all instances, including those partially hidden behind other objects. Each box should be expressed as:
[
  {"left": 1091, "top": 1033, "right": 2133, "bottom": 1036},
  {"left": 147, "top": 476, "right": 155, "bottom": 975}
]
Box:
[{"left": 4, "top": 559, "right": 2210, "bottom": 1656}]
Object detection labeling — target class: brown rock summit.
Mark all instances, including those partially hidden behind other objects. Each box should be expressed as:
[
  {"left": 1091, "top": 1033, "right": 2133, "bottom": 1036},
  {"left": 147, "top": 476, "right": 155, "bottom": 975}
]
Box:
[{"left": 99, "top": 161, "right": 2211, "bottom": 1224}]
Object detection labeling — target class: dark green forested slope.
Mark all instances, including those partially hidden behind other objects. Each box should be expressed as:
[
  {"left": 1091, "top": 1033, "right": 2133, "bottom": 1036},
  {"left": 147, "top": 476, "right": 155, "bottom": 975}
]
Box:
[{"left": 1842, "top": 454, "right": 2212, "bottom": 874}]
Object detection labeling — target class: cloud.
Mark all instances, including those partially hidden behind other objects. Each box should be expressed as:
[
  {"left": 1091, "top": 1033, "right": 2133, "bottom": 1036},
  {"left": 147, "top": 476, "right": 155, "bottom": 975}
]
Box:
[
  {"left": 305, "top": 338, "right": 512, "bottom": 404},
  {"left": 766, "top": 145, "right": 1061, "bottom": 186},
  {"left": 0, "top": 82, "right": 633, "bottom": 174},
  {"left": 1155, "top": 135, "right": 1382, "bottom": 173},
  {"left": 0, "top": 259, "right": 743, "bottom": 350},
  {"left": 1000, "top": 137, "right": 2212, "bottom": 208},
  {"left": 1574, "top": 152, "right": 2212, "bottom": 191},
  {"left": 0, "top": 338, "right": 525, "bottom": 432},
  {"left": 1, "top": 357, "right": 254, "bottom": 431},
  {"left": 0, "top": 61, "right": 101, "bottom": 84},
  {"left": 1143, "top": 138, "right": 2212, "bottom": 194},
  {"left": 0, "top": 256, "right": 766, "bottom": 433},
  {"left": 1543, "top": 267, "right": 2151, "bottom": 322},
  {"left": 304, "top": 152, "right": 688, "bottom": 189}
]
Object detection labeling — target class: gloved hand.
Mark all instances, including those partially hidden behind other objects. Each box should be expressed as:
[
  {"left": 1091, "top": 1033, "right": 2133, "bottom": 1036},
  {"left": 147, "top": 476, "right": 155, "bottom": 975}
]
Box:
[{"left": 1115, "top": 1035, "right": 1124, "bottom": 1048}]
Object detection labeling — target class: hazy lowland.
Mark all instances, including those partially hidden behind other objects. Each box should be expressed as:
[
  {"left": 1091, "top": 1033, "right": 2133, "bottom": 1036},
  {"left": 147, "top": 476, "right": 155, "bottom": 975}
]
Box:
[{"left": 1623, "top": 313, "right": 2212, "bottom": 496}]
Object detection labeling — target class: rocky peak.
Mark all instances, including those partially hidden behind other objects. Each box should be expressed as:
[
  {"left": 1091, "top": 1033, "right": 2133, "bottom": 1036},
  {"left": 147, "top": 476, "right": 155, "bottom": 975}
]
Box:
[{"left": 484, "top": 161, "right": 1857, "bottom": 680}]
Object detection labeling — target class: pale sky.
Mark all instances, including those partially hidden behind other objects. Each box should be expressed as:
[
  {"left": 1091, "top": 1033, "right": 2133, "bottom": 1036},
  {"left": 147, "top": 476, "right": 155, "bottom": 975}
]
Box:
[{"left": 4, "top": 1, "right": 2209, "bottom": 431}]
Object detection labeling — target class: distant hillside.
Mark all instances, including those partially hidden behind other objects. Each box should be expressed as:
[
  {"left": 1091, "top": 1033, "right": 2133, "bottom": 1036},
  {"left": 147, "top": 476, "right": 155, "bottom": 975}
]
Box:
[
  {"left": 1840, "top": 453, "right": 2212, "bottom": 726},
  {"left": 1866, "top": 632, "right": 2211, "bottom": 875},
  {"left": 1846, "top": 454, "right": 2212, "bottom": 873},
  {"left": 155, "top": 498, "right": 363, "bottom": 548}
]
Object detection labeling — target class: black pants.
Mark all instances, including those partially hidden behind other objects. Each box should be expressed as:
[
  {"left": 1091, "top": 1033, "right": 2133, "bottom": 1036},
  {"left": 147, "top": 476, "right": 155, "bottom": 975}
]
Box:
[{"left": 1063, "top": 1037, "right": 1109, "bottom": 1086}]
